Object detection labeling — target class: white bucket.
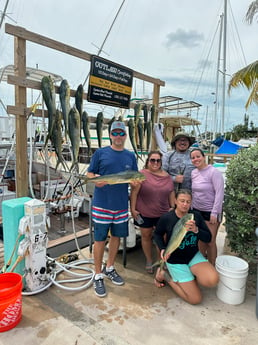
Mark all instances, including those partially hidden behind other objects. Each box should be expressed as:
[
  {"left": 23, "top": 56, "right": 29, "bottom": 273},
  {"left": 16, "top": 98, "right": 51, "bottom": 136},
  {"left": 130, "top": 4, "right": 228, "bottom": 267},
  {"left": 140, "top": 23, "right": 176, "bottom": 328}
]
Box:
[
  {"left": 126, "top": 218, "right": 136, "bottom": 248},
  {"left": 119, "top": 218, "right": 136, "bottom": 249},
  {"left": 215, "top": 255, "right": 249, "bottom": 305}
]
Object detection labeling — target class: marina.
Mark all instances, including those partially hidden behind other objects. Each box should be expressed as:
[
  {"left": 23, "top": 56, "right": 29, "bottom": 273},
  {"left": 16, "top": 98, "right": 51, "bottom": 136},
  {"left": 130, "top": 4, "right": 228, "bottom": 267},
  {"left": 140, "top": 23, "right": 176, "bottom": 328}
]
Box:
[
  {"left": 0, "top": 224, "right": 258, "bottom": 345},
  {"left": 0, "top": 0, "right": 257, "bottom": 342}
]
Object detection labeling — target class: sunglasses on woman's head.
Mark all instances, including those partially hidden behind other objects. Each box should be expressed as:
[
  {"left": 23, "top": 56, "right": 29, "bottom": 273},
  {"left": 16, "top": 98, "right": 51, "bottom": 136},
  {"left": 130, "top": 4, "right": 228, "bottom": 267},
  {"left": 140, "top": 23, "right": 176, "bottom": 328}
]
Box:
[
  {"left": 149, "top": 158, "right": 161, "bottom": 163},
  {"left": 111, "top": 132, "right": 126, "bottom": 137}
]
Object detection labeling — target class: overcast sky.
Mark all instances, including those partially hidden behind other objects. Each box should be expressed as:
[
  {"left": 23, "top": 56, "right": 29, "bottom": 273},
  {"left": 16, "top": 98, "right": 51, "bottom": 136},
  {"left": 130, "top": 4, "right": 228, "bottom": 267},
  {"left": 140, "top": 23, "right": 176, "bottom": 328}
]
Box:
[{"left": 0, "top": 0, "right": 257, "bottom": 132}]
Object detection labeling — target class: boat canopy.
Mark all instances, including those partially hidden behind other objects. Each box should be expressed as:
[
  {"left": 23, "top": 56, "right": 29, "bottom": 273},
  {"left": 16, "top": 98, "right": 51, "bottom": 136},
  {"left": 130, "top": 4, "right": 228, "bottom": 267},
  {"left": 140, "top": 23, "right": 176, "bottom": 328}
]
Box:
[
  {"left": 0, "top": 64, "right": 63, "bottom": 83},
  {"left": 215, "top": 140, "right": 245, "bottom": 154}
]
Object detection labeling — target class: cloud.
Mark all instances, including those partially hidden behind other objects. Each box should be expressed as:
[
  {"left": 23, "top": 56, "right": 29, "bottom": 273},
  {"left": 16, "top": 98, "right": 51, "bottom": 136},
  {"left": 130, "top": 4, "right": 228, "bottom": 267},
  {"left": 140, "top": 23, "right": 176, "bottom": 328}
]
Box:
[{"left": 165, "top": 28, "right": 204, "bottom": 48}]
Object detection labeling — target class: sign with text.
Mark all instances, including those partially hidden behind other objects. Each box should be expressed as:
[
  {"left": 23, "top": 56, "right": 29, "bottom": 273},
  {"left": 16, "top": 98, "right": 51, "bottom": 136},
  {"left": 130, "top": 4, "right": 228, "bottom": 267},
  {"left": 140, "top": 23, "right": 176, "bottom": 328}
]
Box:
[{"left": 87, "top": 55, "right": 133, "bottom": 108}]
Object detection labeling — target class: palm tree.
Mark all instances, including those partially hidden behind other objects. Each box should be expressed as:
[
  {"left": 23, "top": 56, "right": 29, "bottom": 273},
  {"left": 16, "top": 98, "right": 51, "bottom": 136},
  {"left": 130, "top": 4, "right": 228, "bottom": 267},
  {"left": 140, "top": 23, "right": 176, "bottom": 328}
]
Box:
[
  {"left": 246, "top": 0, "right": 258, "bottom": 23},
  {"left": 228, "top": 1, "right": 258, "bottom": 109}
]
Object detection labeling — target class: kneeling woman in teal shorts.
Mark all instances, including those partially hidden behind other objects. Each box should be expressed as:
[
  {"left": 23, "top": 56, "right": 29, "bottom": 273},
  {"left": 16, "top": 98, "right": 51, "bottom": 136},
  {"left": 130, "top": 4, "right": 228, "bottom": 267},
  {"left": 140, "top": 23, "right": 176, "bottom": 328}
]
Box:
[{"left": 153, "top": 189, "right": 219, "bottom": 305}]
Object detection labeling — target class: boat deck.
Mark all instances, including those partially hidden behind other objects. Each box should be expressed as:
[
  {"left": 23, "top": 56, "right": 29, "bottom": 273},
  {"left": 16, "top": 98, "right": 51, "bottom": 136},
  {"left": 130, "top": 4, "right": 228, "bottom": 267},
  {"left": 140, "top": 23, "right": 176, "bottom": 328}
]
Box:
[{"left": 0, "top": 211, "right": 91, "bottom": 268}]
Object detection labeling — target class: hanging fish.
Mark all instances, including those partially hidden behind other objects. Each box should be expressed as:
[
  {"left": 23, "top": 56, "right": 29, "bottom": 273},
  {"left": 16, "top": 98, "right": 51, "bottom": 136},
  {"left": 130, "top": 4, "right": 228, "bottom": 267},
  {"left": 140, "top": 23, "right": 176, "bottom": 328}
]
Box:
[
  {"left": 81, "top": 111, "right": 92, "bottom": 155},
  {"left": 137, "top": 118, "right": 144, "bottom": 154},
  {"left": 96, "top": 112, "right": 104, "bottom": 148},
  {"left": 128, "top": 118, "right": 143, "bottom": 161},
  {"left": 75, "top": 84, "right": 84, "bottom": 140},
  {"left": 146, "top": 119, "right": 152, "bottom": 151},
  {"left": 41, "top": 75, "right": 56, "bottom": 143},
  {"left": 68, "top": 106, "right": 81, "bottom": 171},
  {"left": 51, "top": 109, "right": 67, "bottom": 171},
  {"left": 134, "top": 103, "right": 142, "bottom": 125},
  {"left": 59, "top": 79, "right": 70, "bottom": 140},
  {"left": 142, "top": 103, "right": 148, "bottom": 135},
  {"left": 75, "top": 84, "right": 84, "bottom": 118},
  {"left": 108, "top": 116, "right": 116, "bottom": 144},
  {"left": 150, "top": 105, "right": 156, "bottom": 130}
]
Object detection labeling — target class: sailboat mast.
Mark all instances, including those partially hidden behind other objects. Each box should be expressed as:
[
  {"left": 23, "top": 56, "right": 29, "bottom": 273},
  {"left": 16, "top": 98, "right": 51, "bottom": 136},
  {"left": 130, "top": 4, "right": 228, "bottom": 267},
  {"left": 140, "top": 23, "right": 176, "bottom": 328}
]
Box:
[
  {"left": 213, "top": 14, "right": 223, "bottom": 141},
  {"left": 221, "top": 0, "right": 227, "bottom": 135}
]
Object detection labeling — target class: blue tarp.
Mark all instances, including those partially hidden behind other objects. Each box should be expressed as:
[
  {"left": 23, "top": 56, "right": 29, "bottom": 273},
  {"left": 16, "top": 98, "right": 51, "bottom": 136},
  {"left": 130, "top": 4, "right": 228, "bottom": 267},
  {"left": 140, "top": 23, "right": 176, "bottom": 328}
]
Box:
[
  {"left": 212, "top": 136, "right": 224, "bottom": 147},
  {"left": 215, "top": 140, "right": 244, "bottom": 154}
]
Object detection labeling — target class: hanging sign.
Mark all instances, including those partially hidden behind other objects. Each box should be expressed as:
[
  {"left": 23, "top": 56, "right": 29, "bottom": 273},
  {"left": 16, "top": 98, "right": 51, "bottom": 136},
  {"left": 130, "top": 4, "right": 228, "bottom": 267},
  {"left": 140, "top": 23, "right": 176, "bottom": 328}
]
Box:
[{"left": 87, "top": 55, "right": 133, "bottom": 108}]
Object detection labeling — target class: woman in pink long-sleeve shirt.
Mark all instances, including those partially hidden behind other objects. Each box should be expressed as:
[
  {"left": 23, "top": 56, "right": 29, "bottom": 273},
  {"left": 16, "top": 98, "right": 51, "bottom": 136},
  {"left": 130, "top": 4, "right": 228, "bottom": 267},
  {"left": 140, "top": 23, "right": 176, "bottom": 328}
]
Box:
[{"left": 190, "top": 148, "right": 224, "bottom": 265}]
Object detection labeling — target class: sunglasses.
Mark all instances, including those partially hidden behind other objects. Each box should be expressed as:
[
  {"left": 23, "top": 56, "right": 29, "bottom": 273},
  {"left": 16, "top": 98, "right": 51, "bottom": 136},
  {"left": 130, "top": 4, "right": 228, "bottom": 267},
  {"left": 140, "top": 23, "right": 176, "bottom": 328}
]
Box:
[
  {"left": 149, "top": 158, "right": 161, "bottom": 163},
  {"left": 111, "top": 132, "right": 126, "bottom": 137}
]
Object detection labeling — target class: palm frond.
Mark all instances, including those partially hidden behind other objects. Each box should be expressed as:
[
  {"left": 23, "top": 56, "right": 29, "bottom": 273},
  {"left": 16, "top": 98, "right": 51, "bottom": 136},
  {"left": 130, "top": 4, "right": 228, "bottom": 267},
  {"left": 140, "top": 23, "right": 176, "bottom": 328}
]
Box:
[
  {"left": 245, "top": 81, "right": 258, "bottom": 108},
  {"left": 246, "top": 0, "right": 258, "bottom": 24},
  {"left": 228, "top": 60, "right": 258, "bottom": 109},
  {"left": 228, "top": 60, "right": 258, "bottom": 91}
]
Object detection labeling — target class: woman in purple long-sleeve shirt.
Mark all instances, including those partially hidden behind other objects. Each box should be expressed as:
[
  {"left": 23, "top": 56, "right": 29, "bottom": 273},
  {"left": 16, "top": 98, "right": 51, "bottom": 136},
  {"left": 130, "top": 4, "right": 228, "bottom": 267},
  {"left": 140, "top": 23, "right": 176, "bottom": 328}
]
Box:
[{"left": 190, "top": 148, "right": 224, "bottom": 265}]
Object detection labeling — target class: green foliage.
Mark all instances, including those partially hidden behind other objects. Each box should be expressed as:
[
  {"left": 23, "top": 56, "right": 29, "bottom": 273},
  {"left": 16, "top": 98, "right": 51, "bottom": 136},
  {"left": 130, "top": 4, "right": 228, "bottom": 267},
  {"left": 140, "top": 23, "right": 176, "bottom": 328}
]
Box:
[
  {"left": 224, "top": 144, "right": 258, "bottom": 262},
  {"left": 225, "top": 114, "right": 258, "bottom": 141}
]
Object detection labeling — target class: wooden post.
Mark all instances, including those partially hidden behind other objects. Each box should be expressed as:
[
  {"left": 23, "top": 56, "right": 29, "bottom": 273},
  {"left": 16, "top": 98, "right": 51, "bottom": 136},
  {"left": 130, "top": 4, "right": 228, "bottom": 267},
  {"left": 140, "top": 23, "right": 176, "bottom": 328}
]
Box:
[
  {"left": 14, "top": 36, "right": 28, "bottom": 197},
  {"left": 150, "top": 84, "right": 160, "bottom": 150}
]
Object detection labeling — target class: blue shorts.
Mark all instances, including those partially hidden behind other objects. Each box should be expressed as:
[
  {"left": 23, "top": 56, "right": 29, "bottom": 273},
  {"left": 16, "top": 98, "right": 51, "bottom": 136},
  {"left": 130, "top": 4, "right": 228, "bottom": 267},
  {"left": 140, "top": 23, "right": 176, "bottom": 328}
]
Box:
[
  {"left": 166, "top": 252, "right": 208, "bottom": 283},
  {"left": 92, "top": 207, "right": 128, "bottom": 241}
]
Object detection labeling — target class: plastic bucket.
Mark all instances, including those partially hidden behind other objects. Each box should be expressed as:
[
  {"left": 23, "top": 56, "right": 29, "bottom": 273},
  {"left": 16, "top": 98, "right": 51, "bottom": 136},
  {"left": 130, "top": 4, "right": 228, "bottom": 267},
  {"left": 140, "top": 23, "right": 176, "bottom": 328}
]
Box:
[
  {"left": 0, "top": 273, "right": 23, "bottom": 332},
  {"left": 127, "top": 218, "right": 136, "bottom": 248},
  {"left": 215, "top": 255, "right": 249, "bottom": 305}
]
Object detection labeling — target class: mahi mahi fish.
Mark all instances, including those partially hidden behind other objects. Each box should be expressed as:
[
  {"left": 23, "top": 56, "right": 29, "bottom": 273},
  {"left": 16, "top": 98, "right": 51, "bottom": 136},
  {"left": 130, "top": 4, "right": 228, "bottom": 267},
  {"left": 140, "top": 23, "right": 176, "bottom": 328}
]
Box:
[
  {"left": 68, "top": 106, "right": 81, "bottom": 171},
  {"left": 128, "top": 118, "right": 143, "bottom": 161},
  {"left": 81, "top": 110, "right": 92, "bottom": 155},
  {"left": 153, "top": 213, "right": 194, "bottom": 270},
  {"left": 51, "top": 109, "right": 67, "bottom": 171},
  {"left": 41, "top": 75, "right": 56, "bottom": 143},
  {"left": 96, "top": 111, "right": 104, "bottom": 148},
  {"left": 78, "top": 170, "right": 146, "bottom": 185},
  {"left": 59, "top": 79, "right": 70, "bottom": 140}
]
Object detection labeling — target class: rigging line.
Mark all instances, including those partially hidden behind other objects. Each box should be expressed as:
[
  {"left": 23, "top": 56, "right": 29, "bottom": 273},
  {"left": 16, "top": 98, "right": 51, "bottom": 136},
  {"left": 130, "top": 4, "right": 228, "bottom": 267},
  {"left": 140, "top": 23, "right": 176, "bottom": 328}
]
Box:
[
  {"left": 228, "top": 1, "right": 247, "bottom": 67},
  {"left": 192, "top": 18, "right": 221, "bottom": 100},
  {"left": 186, "top": 2, "right": 223, "bottom": 99},
  {"left": 0, "top": 0, "right": 10, "bottom": 30},
  {"left": 82, "top": 0, "right": 126, "bottom": 88}
]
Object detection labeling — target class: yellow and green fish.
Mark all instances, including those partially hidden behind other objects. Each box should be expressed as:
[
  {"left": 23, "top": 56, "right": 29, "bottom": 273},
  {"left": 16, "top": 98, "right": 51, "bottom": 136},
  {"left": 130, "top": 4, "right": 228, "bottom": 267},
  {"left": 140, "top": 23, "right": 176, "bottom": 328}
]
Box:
[
  {"left": 153, "top": 213, "right": 194, "bottom": 270},
  {"left": 78, "top": 170, "right": 146, "bottom": 185}
]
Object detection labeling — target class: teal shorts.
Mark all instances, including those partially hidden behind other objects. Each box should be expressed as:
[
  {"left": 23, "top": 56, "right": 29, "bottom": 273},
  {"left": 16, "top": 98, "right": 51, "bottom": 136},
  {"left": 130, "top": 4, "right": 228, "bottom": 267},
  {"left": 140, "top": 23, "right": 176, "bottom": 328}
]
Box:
[{"left": 166, "top": 252, "right": 208, "bottom": 283}]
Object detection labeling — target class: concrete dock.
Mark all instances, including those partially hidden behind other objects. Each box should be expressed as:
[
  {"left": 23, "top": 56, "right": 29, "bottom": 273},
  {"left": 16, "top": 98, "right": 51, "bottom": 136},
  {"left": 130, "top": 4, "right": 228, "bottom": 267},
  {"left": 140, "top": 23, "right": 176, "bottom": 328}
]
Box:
[{"left": 0, "top": 226, "right": 257, "bottom": 345}]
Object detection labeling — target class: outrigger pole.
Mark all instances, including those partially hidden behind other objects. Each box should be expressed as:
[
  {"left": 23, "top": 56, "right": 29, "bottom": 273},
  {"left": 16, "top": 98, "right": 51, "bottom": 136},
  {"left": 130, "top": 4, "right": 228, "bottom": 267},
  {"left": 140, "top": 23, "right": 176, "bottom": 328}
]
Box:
[{"left": 82, "top": 0, "right": 126, "bottom": 87}]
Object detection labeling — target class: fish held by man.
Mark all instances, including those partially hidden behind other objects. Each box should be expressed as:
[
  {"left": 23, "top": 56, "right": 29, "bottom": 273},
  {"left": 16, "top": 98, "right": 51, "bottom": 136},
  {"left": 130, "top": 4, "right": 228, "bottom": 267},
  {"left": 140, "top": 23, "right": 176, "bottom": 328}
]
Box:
[
  {"left": 78, "top": 170, "right": 146, "bottom": 185},
  {"left": 153, "top": 213, "right": 194, "bottom": 270}
]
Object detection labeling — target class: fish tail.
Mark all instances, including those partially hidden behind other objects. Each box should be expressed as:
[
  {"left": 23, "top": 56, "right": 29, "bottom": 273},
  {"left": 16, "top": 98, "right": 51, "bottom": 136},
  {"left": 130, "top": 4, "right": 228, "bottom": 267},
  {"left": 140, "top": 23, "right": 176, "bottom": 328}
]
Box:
[{"left": 151, "top": 259, "right": 163, "bottom": 268}]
